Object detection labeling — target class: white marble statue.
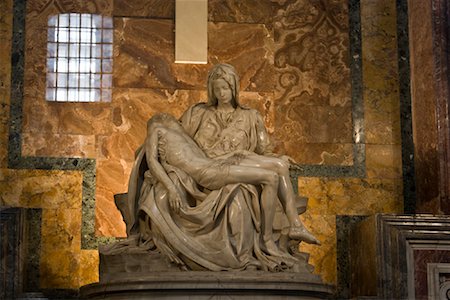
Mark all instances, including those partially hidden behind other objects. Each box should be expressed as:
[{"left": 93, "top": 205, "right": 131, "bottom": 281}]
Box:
[{"left": 109, "top": 64, "right": 319, "bottom": 272}]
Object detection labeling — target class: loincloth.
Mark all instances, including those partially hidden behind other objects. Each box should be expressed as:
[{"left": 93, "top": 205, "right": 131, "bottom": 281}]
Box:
[{"left": 195, "top": 152, "right": 247, "bottom": 190}]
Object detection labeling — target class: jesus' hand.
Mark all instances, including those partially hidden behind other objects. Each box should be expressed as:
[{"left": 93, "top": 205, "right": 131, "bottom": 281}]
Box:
[{"left": 168, "top": 188, "right": 183, "bottom": 214}]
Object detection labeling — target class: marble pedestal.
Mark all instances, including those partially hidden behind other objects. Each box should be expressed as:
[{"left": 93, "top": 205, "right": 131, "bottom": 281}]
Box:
[
  {"left": 348, "top": 214, "right": 450, "bottom": 299},
  {"left": 80, "top": 252, "right": 333, "bottom": 299}
]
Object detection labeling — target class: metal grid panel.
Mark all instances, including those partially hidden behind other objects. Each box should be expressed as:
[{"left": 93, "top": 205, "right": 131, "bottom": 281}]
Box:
[{"left": 46, "top": 13, "right": 113, "bottom": 102}]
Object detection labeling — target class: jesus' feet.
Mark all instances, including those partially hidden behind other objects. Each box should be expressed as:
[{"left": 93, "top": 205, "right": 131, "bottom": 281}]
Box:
[
  {"left": 288, "top": 226, "right": 320, "bottom": 245},
  {"left": 262, "top": 238, "right": 291, "bottom": 258}
]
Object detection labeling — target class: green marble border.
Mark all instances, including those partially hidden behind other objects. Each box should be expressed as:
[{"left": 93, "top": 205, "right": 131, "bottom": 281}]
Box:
[
  {"left": 396, "top": 0, "right": 416, "bottom": 213},
  {"left": 8, "top": 0, "right": 364, "bottom": 251}
]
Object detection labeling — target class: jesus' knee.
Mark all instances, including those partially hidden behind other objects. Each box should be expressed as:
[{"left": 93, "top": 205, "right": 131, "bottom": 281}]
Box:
[
  {"left": 272, "top": 159, "right": 290, "bottom": 176},
  {"left": 263, "top": 172, "right": 279, "bottom": 187}
]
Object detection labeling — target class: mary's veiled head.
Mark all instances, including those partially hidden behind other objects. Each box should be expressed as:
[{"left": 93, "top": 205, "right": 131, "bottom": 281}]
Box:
[{"left": 207, "top": 64, "right": 241, "bottom": 108}]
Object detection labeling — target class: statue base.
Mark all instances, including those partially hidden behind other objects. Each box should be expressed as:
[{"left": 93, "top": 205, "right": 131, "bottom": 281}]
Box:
[{"left": 80, "top": 252, "right": 333, "bottom": 299}]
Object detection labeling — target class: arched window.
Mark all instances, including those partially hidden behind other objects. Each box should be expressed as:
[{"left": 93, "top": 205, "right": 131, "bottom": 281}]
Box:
[{"left": 46, "top": 13, "right": 113, "bottom": 102}]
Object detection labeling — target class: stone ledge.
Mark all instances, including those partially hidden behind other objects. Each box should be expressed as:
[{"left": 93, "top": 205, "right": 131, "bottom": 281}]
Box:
[{"left": 80, "top": 271, "right": 333, "bottom": 299}]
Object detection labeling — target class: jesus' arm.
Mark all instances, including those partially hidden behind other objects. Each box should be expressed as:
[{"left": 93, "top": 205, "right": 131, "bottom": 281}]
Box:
[{"left": 145, "top": 128, "right": 183, "bottom": 213}]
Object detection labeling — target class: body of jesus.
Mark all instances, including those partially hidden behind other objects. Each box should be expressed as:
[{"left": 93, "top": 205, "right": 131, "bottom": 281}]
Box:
[{"left": 145, "top": 113, "right": 319, "bottom": 256}]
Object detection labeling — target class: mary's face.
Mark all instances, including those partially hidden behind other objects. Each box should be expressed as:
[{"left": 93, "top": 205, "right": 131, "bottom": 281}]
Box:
[{"left": 212, "top": 79, "right": 233, "bottom": 105}]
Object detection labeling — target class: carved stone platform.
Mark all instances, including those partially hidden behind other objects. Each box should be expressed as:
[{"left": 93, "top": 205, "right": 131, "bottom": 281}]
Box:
[{"left": 80, "top": 252, "right": 333, "bottom": 299}]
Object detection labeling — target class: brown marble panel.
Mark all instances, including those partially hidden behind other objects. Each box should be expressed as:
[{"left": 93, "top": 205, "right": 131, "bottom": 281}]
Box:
[
  {"left": 119, "top": 0, "right": 279, "bottom": 23},
  {"left": 113, "top": 18, "right": 178, "bottom": 89},
  {"left": 95, "top": 134, "right": 137, "bottom": 162},
  {"left": 22, "top": 132, "right": 96, "bottom": 158},
  {"left": 95, "top": 181, "right": 127, "bottom": 237},
  {"left": 208, "top": 0, "right": 276, "bottom": 24},
  {"left": 114, "top": 19, "right": 275, "bottom": 92},
  {"left": 272, "top": 104, "right": 352, "bottom": 156},
  {"left": 57, "top": 103, "right": 112, "bottom": 135},
  {"left": 23, "top": 4, "right": 56, "bottom": 135},
  {"left": 0, "top": 1, "right": 12, "bottom": 72},
  {"left": 95, "top": 158, "right": 131, "bottom": 198},
  {"left": 239, "top": 91, "right": 275, "bottom": 133},
  {"left": 208, "top": 22, "right": 275, "bottom": 92},
  {"left": 24, "top": 100, "right": 113, "bottom": 137},
  {"left": 1, "top": 0, "right": 12, "bottom": 169},
  {"left": 23, "top": 25, "right": 47, "bottom": 104},
  {"left": 22, "top": 99, "right": 59, "bottom": 134},
  {"left": 113, "top": 0, "right": 174, "bottom": 18},
  {"left": 0, "top": 0, "right": 12, "bottom": 100},
  {"left": 298, "top": 177, "right": 403, "bottom": 216},
  {"left": 273, "top": 0, "right": 352, "bottom": 164},
  {"left": 366, "top": 144, "right": 402, "bottom": 179},
  {"left": 361, "top": 0, "right": 401, "bottom": 145},
  {"left": 274, "top": 1, "right": 350, "bottom": 104},
  {"left": 40, "top": 208, "right": 82, "bottom": 289},
  {"left": 27, "top": 0, "right": 113, "bottom": 23},
  {"left": 0, "top": 169, "right": 82, "bottom": 209}
]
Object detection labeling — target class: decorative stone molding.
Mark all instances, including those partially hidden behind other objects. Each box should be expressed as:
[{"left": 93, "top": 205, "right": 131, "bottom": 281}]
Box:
[{"left": 349, "top": 214, "right": 450, "bottom": 299}]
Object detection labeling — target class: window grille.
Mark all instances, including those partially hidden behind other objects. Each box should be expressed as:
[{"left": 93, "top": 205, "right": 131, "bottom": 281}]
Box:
[{"left": 46, "top": 13, "right": 113, "bottom": 102}]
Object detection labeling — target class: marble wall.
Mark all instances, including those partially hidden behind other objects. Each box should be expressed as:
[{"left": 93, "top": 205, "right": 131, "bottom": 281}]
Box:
[
  {"left": 2, "top": 0, "right": 404, "bottom": 291},
  {"left": 299, "top": 0, "right": 403, "bottom": 284},
  {"left": 0, "top": 0, "right": 12, "bottom": 169}
]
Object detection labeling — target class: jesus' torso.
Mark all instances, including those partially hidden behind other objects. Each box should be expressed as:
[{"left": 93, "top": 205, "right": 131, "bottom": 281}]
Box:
[{"left": 155, "top": 126, "right": 211, "bottom": 175}]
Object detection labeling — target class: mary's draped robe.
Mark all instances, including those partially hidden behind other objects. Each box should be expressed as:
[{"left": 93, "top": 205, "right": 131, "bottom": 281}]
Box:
[{"left": 124, "top": 103, "right": 297, "bottom": 271}]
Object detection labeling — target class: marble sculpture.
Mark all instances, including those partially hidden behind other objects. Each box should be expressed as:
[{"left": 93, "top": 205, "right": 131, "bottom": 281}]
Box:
[{"left": 104, "top": 63, "right": 319, "bottom": 272}]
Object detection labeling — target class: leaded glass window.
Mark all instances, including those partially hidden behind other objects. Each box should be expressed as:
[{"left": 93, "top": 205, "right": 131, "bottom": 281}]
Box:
[{"left": 46, "top": 13, "right": 113, "bottom": 102}]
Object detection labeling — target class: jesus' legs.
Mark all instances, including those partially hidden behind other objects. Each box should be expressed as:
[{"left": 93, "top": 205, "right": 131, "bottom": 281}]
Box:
[
  {"left": 233, "top": 155, "right": 320, "bottom": 244},
  {"left": 218, "top": 166, "right": 291, "bottom": 256}
]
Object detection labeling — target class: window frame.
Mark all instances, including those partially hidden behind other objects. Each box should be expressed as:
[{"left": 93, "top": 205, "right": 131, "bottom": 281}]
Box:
[{"left": 45, "top": 13, "right": 113, "bottom": 103}]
